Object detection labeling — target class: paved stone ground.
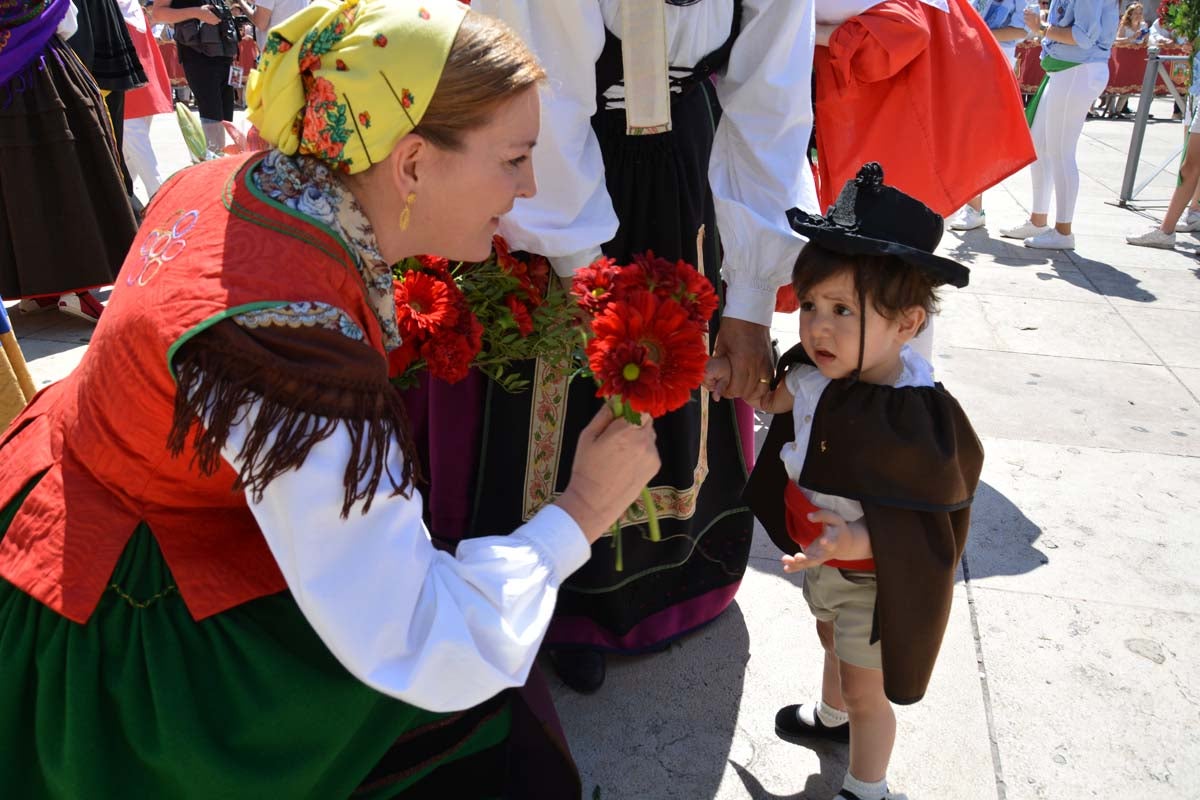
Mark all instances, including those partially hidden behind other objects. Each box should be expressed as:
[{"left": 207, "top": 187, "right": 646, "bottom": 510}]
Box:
[{"left": 6, "top": 96, "right": 1198, "bottom": 799}]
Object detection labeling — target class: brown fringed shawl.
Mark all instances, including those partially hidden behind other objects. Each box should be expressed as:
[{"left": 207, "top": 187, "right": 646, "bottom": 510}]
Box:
[{"left": 168, "top": 321, "right": 421, "bottom": 518}]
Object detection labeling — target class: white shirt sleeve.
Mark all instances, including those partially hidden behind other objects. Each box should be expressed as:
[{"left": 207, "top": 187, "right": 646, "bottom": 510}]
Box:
[
  {"left": 220, "top": 398, "right": 591, "bottom": 713},
  {"left": 473, "top": 0, "right": 615, "bottom": 276},
  {"left": 56, "top": 0, "right": 79, "bottom": 38},
  {"left": 711, "top": 0, "right": 820, "bottom": 327}
]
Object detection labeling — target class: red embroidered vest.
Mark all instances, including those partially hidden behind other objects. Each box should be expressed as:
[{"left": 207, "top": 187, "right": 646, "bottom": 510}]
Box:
[{"left": 0, "top": 154, "right": 386, "bottom": 624}]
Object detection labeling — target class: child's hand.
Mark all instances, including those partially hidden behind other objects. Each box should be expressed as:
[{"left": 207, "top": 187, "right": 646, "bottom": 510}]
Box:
[
  {"left": 704, "top": 356, "right": 732, "bottom": 401},
  {"left": 781, "top": 510, "right": 873, "bottom": 573}
]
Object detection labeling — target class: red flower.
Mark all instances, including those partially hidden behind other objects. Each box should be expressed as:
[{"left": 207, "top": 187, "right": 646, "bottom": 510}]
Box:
[
  {"left": 616, "top": 251, "right": 678, "bottom": 297},
  {"left": 572, "top": 256, "right": 620, "bottom": 315},
  {"left": 336, "top": 59, "right": 348, "bottom": 71},
  {"left": 421, "top": 332, "right": 475, "bottom": 384},
  {"left": 505, "top": 294, "right": 534, "bottom": 337},
  {"left": 277, "top": 40, "right": 292, "bottom": 52},
  {"left": 588, "top": 290, "right": 709, "bottom": 417},
  {"left": 393, "top": 271, "right": 458, "bottom": 339},
  {"left": 422, "top": 301, "right": 483, "bottom": 383},
  {"left": 672, "top": 260, "right": 718, "bottom": 326},
  {"left": 386, "top": 337, "right": 420, "bottom": 379},
  {"left": 417, "top": 254, "right": 451, "bottom": 275},
  {"left": 526, "top": 254, "right": 551, "bottom": 300},
  {"left": 374, "top": 33, "right": 388, "bottom": 47},
  {"left": 358, "top": 111, "right": 371, "bottom": 128},
  {"left": 493, "top": 236, "right": 546, "bottom": 306}
]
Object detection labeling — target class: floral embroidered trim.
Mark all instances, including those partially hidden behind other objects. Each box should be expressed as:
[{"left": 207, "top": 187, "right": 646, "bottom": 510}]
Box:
[
  {"left": 521, "top": 337, "right": 711, "bottom": 526},
  {"left": 233, "top": 301, "right": 365, "bottom": 341}
]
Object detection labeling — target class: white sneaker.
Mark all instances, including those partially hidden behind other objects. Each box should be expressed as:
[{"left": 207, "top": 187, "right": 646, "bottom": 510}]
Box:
[
  {"left": 949, "top": 206, "right": 986, "bottom": 231},
  {"left": 1024, "top": 229, "right": 1075, "bottom": 250},
  {"left": 1000, "top": 221, "right": 1051, "bottom": 240},
  {"left": 1174, "top": 210, "right": 1200, "bottom": 233},
  {"left": 1126, "top": 228, "right": 1176, "bottom": 249}
]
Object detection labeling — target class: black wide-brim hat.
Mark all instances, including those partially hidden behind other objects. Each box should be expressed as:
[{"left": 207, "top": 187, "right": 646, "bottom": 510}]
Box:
[{"left": 787, "top": 163, "right": 970, "bottom": 288}]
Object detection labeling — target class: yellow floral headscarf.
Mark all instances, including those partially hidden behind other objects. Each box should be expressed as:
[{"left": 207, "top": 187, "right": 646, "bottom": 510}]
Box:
[{"left": 247, "top": 0, "right": 467, "bottom": 174}]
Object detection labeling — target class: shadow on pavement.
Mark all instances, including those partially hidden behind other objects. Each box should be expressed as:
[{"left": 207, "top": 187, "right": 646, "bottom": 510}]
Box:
[
  {"left": 960, "top": 480, "right": 1045, "bottom": 582},
  {"left": 556, "top": 603, "right": 751, "bottom": 800},
  {"left": 728, "top": 744, "right": 845, "bottom": 799},
  {"left": 1067, "top": 253, "right": 1156, "bottom": 302}
]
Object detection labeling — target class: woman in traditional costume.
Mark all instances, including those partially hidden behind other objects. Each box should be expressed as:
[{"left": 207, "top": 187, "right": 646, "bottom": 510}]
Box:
[
  {"left": 465, "top": 0, "right": 819, "bottom": 692},
  {"left": 999, "top": 0, "right": 1119, "bottom": 250},
  {"left": 1, "top": 0, "right": 137, "bottom": 321},
  {"left": 0, "top": 1, "right": 661, "bottom": 796}
]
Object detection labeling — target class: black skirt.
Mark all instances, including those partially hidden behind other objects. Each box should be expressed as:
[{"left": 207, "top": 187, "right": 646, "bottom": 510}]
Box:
[
  {"left": 0, "top": 36, "right": 137, "bottom": 299},
  {"left": 66, "top": 0, "right": 146, "bottom": 91},
  {"left": 473, "top": 82, "right": 753, "bottom": 652}
]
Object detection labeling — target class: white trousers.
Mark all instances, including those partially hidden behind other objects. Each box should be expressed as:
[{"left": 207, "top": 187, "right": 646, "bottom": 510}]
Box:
[
  {"left": 1029, "top": 61, "right": 1110, "bottom": 223},
  {"left": 123, "top": 115, "right": 167, "bottom": 197}
]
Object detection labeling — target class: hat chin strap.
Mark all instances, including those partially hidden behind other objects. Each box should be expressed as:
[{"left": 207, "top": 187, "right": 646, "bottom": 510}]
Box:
[{"left": 850, "top": 284, "right": 866, "bottom": 383}]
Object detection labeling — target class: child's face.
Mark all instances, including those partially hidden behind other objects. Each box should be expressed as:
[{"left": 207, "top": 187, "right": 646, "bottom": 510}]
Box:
[{"left": 797, "top": 270, "right": 921, "bottom": 384}]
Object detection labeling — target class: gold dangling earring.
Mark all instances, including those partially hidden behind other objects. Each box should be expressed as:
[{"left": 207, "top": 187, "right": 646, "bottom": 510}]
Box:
[{"left": 398, "top": 191, "right": 416, "bottom": 231}]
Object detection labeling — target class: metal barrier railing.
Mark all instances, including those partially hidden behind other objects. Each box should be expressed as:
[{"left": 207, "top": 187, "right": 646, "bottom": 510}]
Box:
[{"left": 1118, "top": 48, "right": 1192, "bottom": 206}]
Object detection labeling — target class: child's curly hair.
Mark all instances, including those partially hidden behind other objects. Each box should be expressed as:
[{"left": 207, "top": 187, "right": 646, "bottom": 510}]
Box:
[{"left": 792, "top": 243, "right": 940, "bottom": 332}]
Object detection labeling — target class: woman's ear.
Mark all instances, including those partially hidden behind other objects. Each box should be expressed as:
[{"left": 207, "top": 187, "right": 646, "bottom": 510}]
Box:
[
  {"left": 896, "top": 305, "right": 927, "bottom": 343},
  {"left": 388, "top": 132, "right": 426, "bottom": 194}
]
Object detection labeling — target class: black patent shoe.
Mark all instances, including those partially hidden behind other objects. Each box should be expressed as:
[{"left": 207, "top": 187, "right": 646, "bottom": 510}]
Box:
[
  {"left": 549, "top": 648, "right": 606, "bottom": 694},
  {"left": 774, "top": 703, "right": 850, "bottom": 744}
]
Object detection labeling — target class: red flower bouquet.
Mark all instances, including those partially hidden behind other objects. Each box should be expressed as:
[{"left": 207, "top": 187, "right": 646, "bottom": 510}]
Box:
[
  {"left": 389, "top": 238, "right": 577, "bottom": 393},
  {"left": 571, "top": 249, "right": 718, "bottom": 568}
]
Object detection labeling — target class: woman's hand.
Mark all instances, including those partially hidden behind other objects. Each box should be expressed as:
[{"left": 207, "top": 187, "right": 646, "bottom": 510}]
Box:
[
  {"left": 1023, "top": 7, "right": 1044, "bottom": 34},
  {"left": 556, "top": 406, "right": 660, "bottom": 543},
  {"left": 196, "top": 5, "right": 222, "bottom": 24}
]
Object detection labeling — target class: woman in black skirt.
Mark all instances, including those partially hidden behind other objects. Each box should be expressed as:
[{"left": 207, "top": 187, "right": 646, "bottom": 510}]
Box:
[
  {"left": 464, "top": 0, "right": 820, "bottom": 692},
  {"left": 1, "top": 0, "right": 138, "bottom": 322},
  {"left": 150, "top": 0, "right": 238, "bottom": 152}
]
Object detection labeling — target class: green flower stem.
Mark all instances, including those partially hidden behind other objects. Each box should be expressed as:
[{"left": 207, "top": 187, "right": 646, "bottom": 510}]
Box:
[
  {"left": 642, "top": 487, "right": 660, "bottom": 542},
  {"left": 611, "top": 521, "right": 623, "bottom": 572}
]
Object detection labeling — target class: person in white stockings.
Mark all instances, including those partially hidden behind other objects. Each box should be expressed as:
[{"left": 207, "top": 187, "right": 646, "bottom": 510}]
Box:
[{"left": 1000, "top": 0, "right": 1119, "bottom": 250}]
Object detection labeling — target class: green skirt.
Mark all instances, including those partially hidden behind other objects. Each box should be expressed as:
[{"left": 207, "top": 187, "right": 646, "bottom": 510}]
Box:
[{"left": 0, "top": 478, "right": 510, "bottom": 799}]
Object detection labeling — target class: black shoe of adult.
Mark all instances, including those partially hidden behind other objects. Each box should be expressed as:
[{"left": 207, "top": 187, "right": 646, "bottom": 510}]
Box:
[
  {"left": 774, "top": 703, "right": 850, "bottom": 744},
  {"left": 549, "top": 648, "right": 606, "bottom": 694}
]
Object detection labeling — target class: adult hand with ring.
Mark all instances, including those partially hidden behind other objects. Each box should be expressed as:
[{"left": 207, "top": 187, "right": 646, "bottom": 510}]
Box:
[{"left": 712, "top": 317, "right": 773, "bottom": 403}]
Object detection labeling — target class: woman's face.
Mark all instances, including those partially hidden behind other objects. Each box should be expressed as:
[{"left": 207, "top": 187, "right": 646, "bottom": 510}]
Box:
[{"left": 411, "top": 87, "right": 540, "bottom": 262}]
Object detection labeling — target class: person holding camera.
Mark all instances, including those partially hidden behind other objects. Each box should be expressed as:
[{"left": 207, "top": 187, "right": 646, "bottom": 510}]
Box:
[
  {"left": 232, "top": 0, "right": 308, "bottom": 53},
  {"left": 150, "top": 0, "right": 239, "bottom": 152}
]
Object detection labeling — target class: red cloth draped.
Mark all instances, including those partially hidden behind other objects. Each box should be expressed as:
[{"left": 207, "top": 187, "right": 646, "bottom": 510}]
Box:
[
  {"left": 124, "top": 13, "right": 173, "bottom": 118},
  {"left": 813, "top": 0, "right": 1036, "bottom": 217}
]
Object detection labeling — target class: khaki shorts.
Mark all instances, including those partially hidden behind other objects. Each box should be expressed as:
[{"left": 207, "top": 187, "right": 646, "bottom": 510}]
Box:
[{"left": 803, "top": 565, "right": 881, "bottom": 670}]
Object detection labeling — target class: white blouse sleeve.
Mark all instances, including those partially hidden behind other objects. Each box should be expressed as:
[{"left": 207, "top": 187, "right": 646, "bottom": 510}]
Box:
[
  {"left": 711, "top": 0, "right": 820, "bottom": 327},
  {"left": 473, "top": 0, "right": 616, "bottom": 276},
  {"left": 220, "top": 398, "right": 591, "bottom": 713}
]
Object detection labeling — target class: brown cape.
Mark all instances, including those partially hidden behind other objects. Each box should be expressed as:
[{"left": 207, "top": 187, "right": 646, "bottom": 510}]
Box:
[{"left": 744, "top": 344, "right": 983, "bottom": 704}]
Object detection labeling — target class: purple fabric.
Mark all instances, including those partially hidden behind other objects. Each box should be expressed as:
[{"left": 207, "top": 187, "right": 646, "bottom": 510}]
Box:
[
  {"left": 401, "top": 370, "right": 485, "bottom": 545},
  {"left": 0, "top": 0, "right": 68, "bottom": 86},
  {"left": 546, "top": 582, "right": 742, "bottom": 652},
  {"left": 735, "top": 398, "right": 755, "bottom": 470}
]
